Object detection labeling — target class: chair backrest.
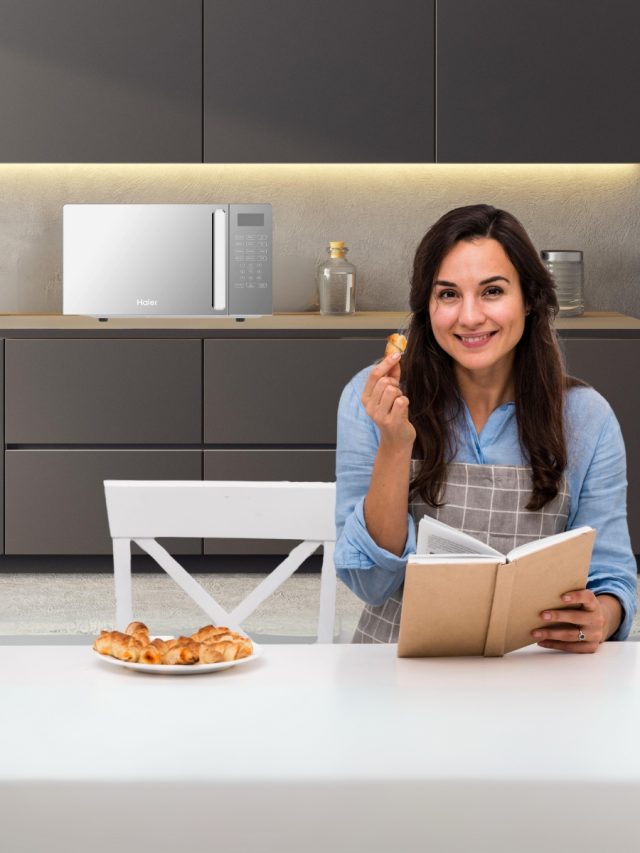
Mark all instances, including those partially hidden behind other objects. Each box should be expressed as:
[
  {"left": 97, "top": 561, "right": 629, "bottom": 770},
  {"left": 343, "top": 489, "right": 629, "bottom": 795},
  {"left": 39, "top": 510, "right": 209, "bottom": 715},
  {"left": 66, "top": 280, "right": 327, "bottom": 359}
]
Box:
[
  {"left": 105, "top": 480, "right": 336, "bottom": 540},
  {"left": 104, "top": 480, "right": 337, "bottom": 643}
]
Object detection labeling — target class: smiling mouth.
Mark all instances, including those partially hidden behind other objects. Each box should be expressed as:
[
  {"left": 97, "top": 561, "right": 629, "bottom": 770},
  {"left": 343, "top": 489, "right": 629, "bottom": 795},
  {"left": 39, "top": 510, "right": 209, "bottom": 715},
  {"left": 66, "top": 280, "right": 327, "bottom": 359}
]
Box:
[{"left": 454, "top": 331, "right": 498, "bottom": 344}]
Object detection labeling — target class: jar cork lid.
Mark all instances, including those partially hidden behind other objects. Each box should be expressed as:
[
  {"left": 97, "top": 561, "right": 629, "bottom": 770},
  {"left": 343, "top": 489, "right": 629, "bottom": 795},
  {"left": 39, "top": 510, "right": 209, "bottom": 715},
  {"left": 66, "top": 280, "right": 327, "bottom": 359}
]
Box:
[{"left": 329, "top": 241, "right": 346, "bottom": 249}]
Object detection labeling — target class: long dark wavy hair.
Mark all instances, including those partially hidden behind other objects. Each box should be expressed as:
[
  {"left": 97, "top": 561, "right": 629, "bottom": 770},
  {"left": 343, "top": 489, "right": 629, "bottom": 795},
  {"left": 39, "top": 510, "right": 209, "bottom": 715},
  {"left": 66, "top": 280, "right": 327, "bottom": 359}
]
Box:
[{"left": 405, "top": 204, "right": 585, "bottom": 511}]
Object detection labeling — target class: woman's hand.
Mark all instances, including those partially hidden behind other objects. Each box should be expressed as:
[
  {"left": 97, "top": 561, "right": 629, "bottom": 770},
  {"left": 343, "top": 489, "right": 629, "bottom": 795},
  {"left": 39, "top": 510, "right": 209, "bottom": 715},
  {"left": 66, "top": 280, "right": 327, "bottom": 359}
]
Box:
[
  {"left": 531, "top": 590, "right": 623, "bottom": 653},
  {"left": 361, "top": 353, "right": 416, "bottom": 451}
]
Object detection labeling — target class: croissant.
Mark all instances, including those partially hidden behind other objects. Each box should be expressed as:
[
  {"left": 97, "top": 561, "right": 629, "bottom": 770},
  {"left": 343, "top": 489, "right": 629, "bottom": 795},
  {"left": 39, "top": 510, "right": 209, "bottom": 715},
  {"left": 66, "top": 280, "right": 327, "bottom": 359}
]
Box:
[
  {"left": 199, "top": 641, "right": 235, "bottom": 664},
  {"left": 235, "top": 638, "right": 254, "bottom": 660},
  {"left": 162, "top": 642, "right": 200, "bottom": 665},
  {"left": 162, "top": 636, "right": 188, "bottom": 650},
  {"left": 202, "top": 632, "right": 235, "bottom": 644},
  {"left": 92, "top": 630, "right": 113, "bottom": 655},
  {"left": 190, "top": 625, "right": 232, "bottom": 643},
  {"left": 93, "top": 623, "right": 253, "bottom": 666},
  {"left": 111, "top": 633, "right": 144, "bottom": 662},
  {"left": 384, "top": 333, "right": 408, "bottom": 358},
  {"left": 150, "top": 637, "right": 171, "bottom": 655},
  {"left": 138, "top": 645, "right": 162, "bottom": 665},
  {"left": 125, "top": 621, "right": 149, "bottom": 636},
  {"left": 124, "top": 621, "right": 150, "bottom": 646}
]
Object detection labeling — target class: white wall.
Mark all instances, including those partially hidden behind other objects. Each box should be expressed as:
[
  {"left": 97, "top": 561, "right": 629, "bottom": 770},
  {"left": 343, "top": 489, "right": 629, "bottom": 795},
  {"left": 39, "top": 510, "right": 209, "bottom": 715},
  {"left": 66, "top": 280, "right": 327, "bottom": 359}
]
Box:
[{"left": 0, "top": 163, "right": 638, "bottom": 316}]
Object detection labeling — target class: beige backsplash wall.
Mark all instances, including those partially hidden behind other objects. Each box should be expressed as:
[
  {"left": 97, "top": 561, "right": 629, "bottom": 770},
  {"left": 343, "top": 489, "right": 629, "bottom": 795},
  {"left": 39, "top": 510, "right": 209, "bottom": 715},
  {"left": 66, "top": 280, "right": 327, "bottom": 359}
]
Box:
[{"left": 0, "top": 163, "right": 638, "bottom": 316}]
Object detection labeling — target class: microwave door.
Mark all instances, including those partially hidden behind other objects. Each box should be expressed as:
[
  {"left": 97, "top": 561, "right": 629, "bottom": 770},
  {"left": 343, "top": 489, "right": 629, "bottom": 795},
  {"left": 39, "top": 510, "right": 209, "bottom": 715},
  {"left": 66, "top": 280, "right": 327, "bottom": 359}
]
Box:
[
  {"left": 129, "top": 205, "right": 217, "bottom": 316},
  {"left": 64, "top": 204, "right": 225, "bottom": 317},
  {"left": 150, "top": 204, "right": 225, "bottom": 316}
]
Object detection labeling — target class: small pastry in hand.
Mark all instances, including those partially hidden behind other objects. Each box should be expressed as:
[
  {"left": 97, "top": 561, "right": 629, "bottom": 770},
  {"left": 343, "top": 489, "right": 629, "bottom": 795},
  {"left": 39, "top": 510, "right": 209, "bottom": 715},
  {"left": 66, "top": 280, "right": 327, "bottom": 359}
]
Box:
[{"left": 384, "top": 333, "right": 408, "bottom": 358}]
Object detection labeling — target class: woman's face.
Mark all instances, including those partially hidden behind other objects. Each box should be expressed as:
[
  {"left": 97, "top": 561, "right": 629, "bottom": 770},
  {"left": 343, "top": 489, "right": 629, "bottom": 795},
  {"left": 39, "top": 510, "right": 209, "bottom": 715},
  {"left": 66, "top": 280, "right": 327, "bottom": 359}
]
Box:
[{"left": 429, "top": 237, "right": 527, "bottom": 382}]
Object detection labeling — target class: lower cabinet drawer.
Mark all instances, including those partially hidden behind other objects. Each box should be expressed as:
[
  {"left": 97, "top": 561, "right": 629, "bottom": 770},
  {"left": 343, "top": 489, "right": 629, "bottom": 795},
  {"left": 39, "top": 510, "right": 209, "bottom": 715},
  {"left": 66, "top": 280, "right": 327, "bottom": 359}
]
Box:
[
  {"left": 5, "top": 450, "right": 202, "bottom": 555},
  {"left": 203, "top": 449, "right": 335, "bottom": 555},
  {"left": 204, "top": 339, "right": 383, "bottom": 444}
]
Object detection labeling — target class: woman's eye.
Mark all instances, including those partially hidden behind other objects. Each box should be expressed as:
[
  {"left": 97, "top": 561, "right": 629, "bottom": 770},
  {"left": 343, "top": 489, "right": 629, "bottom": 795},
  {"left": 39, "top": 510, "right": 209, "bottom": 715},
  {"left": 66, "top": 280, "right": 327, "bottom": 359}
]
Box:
[
  {"left": 484, "top": 286, "right": 503, "bottom": 297},
  {"left": 437, "top": 290, "right": 457, "bottom": 300}
]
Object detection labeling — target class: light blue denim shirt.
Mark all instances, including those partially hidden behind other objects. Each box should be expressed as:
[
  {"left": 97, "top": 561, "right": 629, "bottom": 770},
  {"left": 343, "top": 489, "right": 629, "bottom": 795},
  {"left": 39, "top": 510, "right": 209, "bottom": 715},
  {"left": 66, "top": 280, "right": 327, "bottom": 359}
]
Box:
[{"left": 335, "top": 365, "right": 638, "bottom": 641}]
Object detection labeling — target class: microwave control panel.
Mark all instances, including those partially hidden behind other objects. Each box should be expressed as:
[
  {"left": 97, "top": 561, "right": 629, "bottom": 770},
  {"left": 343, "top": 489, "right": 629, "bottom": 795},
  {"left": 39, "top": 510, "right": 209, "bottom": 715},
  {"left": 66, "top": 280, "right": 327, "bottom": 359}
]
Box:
[{"left": 228, "top": 204, "right": 272, "bottom": 316}]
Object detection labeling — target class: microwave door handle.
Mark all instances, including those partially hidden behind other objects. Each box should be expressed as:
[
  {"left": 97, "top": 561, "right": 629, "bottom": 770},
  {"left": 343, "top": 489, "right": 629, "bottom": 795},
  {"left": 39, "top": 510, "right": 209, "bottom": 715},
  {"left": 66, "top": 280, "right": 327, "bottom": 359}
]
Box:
[{"left": 212, "top": 209, "right": 227, "bottom": 311}]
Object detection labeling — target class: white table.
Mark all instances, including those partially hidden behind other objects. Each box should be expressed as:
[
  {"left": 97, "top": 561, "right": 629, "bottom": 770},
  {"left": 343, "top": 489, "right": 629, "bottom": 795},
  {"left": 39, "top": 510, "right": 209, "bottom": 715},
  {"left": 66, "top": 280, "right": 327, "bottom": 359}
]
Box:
[{"left": 1, "top": 642, "right": 639, "bottom": 853}]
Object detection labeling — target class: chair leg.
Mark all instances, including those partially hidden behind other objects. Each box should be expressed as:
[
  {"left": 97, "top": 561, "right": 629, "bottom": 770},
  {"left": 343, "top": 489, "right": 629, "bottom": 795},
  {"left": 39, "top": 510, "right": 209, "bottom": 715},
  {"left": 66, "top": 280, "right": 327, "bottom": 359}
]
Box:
[
  {"left": 113, "top": 538, "right": 134, "bottom": 631},
  {"left": 317, "top": 541, "right": 337, "bottom": 643}
]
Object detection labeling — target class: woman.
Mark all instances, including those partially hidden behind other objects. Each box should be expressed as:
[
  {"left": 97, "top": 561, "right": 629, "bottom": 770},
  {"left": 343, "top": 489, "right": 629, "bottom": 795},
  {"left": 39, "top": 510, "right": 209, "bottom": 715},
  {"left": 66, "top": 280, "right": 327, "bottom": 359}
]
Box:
[{"left": 335, "top": 204, "right": 637, "bottom": 651}]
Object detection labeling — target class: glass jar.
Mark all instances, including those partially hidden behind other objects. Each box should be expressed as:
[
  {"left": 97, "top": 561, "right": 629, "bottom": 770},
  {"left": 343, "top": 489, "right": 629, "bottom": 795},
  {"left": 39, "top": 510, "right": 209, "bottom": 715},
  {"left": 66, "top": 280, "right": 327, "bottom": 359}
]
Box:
[
  {"left": 317, "top": 241, "right": 356, "bottom": 315},
  {"left": 541, "top": 250, "right": 584, "bottom": 317}
]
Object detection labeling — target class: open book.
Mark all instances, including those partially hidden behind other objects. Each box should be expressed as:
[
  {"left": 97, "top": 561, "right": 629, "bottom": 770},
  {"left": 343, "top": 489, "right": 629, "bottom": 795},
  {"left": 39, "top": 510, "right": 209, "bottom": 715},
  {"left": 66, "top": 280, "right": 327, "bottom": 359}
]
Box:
[{"left": 397, "top": 516, "right": 595, "bottom": 658}]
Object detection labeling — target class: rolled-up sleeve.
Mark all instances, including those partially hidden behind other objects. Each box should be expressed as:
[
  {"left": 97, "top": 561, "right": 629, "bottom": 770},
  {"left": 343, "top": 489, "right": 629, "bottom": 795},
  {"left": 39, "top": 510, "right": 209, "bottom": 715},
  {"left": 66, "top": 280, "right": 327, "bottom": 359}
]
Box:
[
  {"left": 334, "top": 372, "right": 415, "bottom": 606},
  {"left": 567, "top": 403, "right": 638, "bottom": 640}
]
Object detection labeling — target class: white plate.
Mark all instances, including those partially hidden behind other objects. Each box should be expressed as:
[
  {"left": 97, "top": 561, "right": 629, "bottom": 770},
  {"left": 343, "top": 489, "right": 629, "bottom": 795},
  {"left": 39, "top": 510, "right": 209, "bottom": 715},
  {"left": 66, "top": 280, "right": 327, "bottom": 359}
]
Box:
[{"left": 92, "top": 637, "right": 262, "bottom": 675}]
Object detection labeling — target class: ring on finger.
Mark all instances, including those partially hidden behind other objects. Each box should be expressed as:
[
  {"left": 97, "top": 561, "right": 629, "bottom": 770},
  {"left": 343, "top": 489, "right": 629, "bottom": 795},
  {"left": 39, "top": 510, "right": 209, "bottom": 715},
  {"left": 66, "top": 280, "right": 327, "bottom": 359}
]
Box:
[{"left": 578, "top": 628, "right": 586, "bottom": 642}]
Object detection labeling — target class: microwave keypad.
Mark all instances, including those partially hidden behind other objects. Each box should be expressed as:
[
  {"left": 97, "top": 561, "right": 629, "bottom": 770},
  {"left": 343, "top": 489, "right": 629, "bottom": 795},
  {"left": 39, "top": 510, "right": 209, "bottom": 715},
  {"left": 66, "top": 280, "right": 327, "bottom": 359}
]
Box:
[{"left": 233, "top": 233, "right": 269, "bottom": 288}]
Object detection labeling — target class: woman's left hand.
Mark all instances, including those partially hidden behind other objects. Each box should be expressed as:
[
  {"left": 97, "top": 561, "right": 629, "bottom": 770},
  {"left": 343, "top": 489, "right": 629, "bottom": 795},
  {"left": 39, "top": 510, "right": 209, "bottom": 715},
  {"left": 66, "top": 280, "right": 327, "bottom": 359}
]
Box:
[{"left": 531, "top": 590, "right": 622, "bottom": 653}]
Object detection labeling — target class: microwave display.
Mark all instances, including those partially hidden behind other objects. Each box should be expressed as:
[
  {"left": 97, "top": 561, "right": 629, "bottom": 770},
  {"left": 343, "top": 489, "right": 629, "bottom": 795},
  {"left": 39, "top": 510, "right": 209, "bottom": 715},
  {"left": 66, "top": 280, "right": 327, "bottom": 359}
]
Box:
[{"left": 237, "top": 213, "right": 264, "bottom": 227}]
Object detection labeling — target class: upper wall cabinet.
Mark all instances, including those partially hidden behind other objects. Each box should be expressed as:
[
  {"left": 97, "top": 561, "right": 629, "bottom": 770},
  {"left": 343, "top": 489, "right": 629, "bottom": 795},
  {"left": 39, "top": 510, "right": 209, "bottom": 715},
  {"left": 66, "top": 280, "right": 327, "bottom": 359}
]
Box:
[
  {"left": 0, "top": 0, "right": 201, "bottom": 162},
  {"left": 203, "top": 0, "right": 435, "bottom": 163},
  {"left": 437, "top": 0, "right": 640, "bottom": 163}
]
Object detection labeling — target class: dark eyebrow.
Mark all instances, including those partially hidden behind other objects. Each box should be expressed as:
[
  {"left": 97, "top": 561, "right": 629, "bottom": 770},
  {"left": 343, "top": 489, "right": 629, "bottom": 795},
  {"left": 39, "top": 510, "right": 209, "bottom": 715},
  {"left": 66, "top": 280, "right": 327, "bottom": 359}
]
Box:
[{"left": 434, "top": 276, "right": 510, "bottom": 287}]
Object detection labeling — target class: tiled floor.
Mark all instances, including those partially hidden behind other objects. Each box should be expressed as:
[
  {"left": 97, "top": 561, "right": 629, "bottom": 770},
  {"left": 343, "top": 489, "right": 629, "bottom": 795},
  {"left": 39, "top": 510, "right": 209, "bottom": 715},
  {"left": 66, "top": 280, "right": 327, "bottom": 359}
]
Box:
[{"left": 0, "top": 571, "right": 638, "bottom": 642}]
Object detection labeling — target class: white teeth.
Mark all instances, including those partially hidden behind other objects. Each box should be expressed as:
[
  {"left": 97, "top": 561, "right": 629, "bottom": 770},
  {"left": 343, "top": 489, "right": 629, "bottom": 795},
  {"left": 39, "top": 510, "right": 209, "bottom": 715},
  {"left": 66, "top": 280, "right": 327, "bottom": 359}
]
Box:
[{"left": 459, "top": 333, "right": 493, "bottom": 343}]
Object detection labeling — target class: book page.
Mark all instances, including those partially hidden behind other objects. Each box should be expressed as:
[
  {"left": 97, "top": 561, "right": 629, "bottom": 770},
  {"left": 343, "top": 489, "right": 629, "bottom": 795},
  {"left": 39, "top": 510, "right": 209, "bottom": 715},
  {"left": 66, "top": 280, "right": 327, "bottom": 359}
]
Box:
[
  {"left": 416, "top": 515, "right": 503, "bottom": 557},
  {"left": 409, "top": 555, "right": 502, "bottom": 565},
  {"left": 506, "top": 525, "right": 594, "bottom": 561}
]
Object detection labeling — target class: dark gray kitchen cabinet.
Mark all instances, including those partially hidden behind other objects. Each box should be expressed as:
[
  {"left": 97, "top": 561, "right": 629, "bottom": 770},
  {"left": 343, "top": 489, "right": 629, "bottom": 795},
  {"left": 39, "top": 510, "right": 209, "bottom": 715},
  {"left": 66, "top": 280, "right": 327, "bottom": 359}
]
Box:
[
  {"left": 0, "top": 320, "right": 637, "bottom": 562},
  {"left": 561, "top": 339, "right": 639, "bottom": 552},
  {"left": 437, "top": 0, "right": 640, "bottom": 163},
  {"left": 0, "top": 0, "right": 201, "bottom": 162},
  {"left": 5, "top": 340, "right": 201, "bottom": 444},
  {"left": 203, "top": 0, "right": 435, "bottom": 163},
  {"left": 204, "top": 339, "right": 383, "bottom": 443},
  {"left": 5, "top": 450, "right": 201, "bottom": 554},
  {"left": 204, "top": 449, "right": 335, "bottom": 554}
]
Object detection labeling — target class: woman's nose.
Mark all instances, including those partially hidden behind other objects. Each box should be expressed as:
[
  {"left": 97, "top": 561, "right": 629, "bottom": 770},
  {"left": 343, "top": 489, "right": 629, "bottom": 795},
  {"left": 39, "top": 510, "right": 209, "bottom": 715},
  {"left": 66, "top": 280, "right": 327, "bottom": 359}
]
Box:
[{"left": 458, "top": 297, "right": 486, "bottom": 326}]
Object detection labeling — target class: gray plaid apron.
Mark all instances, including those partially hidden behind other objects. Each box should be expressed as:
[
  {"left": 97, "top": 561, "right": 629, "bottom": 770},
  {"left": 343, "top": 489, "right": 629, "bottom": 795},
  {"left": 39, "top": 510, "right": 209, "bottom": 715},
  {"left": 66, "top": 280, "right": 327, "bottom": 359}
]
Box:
[{"left": 352, "top": 461, "right": 571, "bottom": 644}]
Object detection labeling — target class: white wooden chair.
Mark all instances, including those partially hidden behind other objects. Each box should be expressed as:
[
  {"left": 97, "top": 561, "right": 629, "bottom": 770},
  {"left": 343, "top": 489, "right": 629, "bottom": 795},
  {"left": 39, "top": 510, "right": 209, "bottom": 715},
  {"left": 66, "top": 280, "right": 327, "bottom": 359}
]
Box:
[{"left": 103, "top": 480, "right": 337, "bottom": 642}]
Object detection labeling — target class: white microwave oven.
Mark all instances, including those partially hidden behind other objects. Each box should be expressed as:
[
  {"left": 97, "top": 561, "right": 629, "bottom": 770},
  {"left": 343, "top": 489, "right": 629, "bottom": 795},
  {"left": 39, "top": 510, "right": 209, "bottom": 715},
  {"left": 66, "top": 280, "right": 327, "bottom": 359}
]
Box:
[{"left": 63, "top": 203, "right": 272, "bottom": 318}]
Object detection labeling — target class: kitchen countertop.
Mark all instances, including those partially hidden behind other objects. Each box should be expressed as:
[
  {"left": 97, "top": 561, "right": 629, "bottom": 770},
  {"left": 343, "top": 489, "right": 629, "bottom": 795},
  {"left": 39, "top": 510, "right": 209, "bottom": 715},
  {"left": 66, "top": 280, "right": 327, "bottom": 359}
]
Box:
[
  {"left": 0, "top": 310, "right": 637, "bottom": 337},
  {"left": 2, "top": 641, "right": 640, "bottom": 853}
]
